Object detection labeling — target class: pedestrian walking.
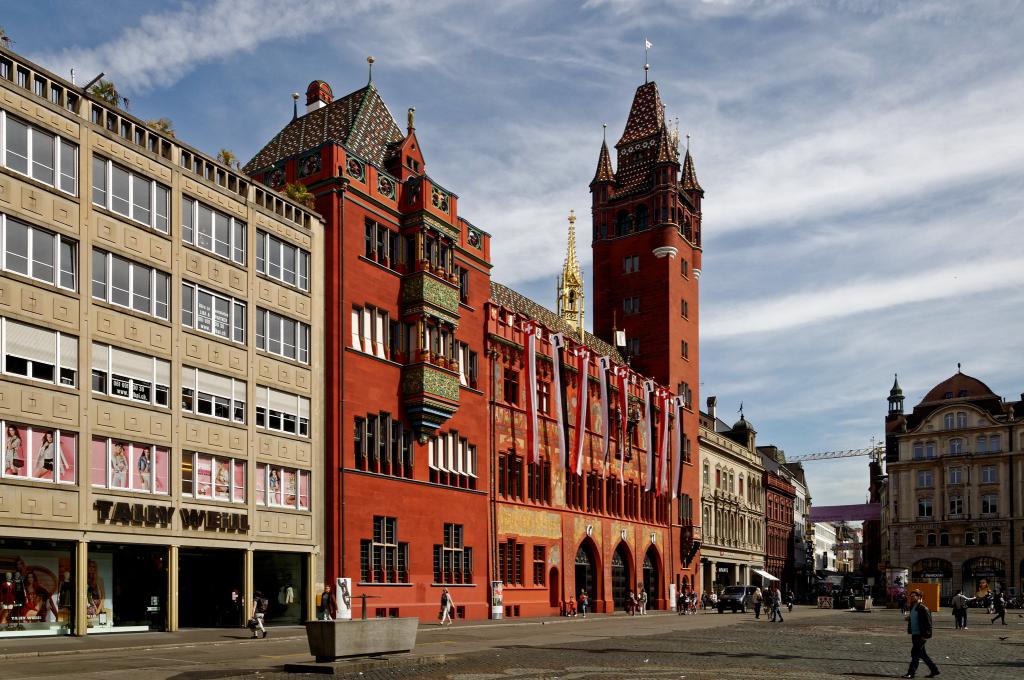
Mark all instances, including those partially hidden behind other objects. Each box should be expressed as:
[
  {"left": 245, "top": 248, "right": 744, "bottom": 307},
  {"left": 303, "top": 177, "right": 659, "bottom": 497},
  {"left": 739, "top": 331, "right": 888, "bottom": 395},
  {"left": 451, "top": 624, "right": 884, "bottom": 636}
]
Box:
[
  {"left": 770, "top": 585, "right": 784, "bottom": 623},
  {"left": 950, "top": 589, "right": 974, "bottom": 630},
  {"left": 677, "top": 590, "right": 686, "bottom": 615},
  {"left": 439, "top": 587, "right": 454, "bottom": 626},
  {"left": 249, "top": 590, "right": 269, "bottom": 639},
  {"left": 628, "top": 590, "right": 637, "bottom": 616},
  {"left": 317, "top": 583, "right": 338, "bottom": 621},
  {"left": 787, "top": 589, "right": 795, "bottom": 612},
  {"left": 638, "top": 586, "right": 648, "bottom": 615},
  {"left": 902, "top": 588, "right": 939, "bottom": 678},
  {"left": 579, "top": 591, "right": 589, "bottom": 618},
  {"left": 566, "top": 595, "right": 577, "bottom": 617},
  {"left": 991, "top": 591, "right": 1007, "bottom": 626},
  {"left": 752, "top": 587, "right": 763, "bottom": 619},
  {"left": 897, "top": 591, "right": 908, "bottom": 616}
]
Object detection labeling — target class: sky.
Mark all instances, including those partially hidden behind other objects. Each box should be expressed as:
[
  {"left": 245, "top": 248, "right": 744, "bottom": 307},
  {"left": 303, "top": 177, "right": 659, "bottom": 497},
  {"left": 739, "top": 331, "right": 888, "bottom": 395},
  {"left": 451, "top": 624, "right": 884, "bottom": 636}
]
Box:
[{"left": 6, "top": 0, "right": 1024, "bottom": 507}]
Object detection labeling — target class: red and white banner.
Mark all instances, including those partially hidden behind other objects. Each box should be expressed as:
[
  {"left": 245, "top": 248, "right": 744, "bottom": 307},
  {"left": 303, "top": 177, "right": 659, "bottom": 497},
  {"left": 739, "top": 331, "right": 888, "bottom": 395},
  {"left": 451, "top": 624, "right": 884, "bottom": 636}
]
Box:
[
  {"left": 615, "top": 367, "right": 629, "bottom": 484},
  {"left": 572, "top": 347, "right": 590, "bottom": 476},
  {"left": 598, "top": 356, "right": 611, "bottom": 475},
  {"left": 643, "top": 380, "right": 655, "bottom": 492},
  {"left": 672, "top": 395, "right": 685, "bottom": 499},
  {"left": 659, "top": 391, "right": 671, "bottom": 495},
  {"left": 524, "top": 322, "right": 540, "bottom": 464},
  {"left": 550, "top": 333, "right": 567, "bottom": 469}
]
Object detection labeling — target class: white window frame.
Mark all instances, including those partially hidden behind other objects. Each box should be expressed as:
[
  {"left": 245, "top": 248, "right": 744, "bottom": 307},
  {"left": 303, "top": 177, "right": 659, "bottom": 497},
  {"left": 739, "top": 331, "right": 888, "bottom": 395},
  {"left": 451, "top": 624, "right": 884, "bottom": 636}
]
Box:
[
  {"left": 981, "top": 493, "right": 998, "bottom": 515},
  {"left": 256, "top": 230, "right": 309, "bottom": 291},
  {"left": 980, "top": 465, "right": 997, "bottom": 483},
  {"left": 180, "top": 366, "right": 246, "bottom": 424},
  {"left": 90, "top": 342, "right": 170, "bottom": 409},
  {"left": 255, "top": 308, "right": 310, "bottom": 364},
  {"left": 0, "top": 419, "right": 76, "bottom": 485},
  {"left": 947, "top": 466, "right": 962, "bottom": 484},
  {"left": 181, "top": 196, "right": 247, "bottom": 265},
  {"left": 0, "top": 110, "right": 78, "bottom": 195},
  {"left": 91, "top": 249, "right": 170, "bottom": 320},
  {"left": 256, "top": 462, "right": 310, "bottom": 510},
  {"left": 91, "top": 156, "right": 169, "bottom": 233},
  {"left": 0, "top": 316, "right": 77, "bottom": 387},
  {"left": 181, "top": 282, "right": 246, "bottom": 344},
  {"left": 916, "top": 470, "right": 933, "bottom": 487},
  {"left": 0, "top": 213, "right": 77, "bottom": 290},
  {"left": 255, "top": 385, "right": 310, "bottom": 438},
  {"left": 91, "top": 438, "right": 168, "bottom": 495},
  {"left": 181, "top": 451, "right": 246, "bottom": 504}
]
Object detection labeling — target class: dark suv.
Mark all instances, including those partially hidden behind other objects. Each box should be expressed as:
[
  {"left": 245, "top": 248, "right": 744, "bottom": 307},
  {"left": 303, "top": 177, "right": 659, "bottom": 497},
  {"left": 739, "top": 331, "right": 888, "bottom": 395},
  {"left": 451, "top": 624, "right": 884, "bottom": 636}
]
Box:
[{"left": 717, "top": 585, "right": 756, "bottom": 613}]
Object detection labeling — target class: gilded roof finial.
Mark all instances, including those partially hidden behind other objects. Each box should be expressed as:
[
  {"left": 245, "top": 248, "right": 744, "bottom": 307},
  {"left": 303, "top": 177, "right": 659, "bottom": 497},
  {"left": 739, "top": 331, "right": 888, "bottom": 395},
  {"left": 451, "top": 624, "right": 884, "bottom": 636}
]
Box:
[
  {"left": 557, "top": 209, "right": 584, "bottom": 333},
  {"left": 407, "top": 106, "right": 415, "bottom": 131},
  {"left": 367, "top": 56, "right": 375, "bottom": 85}
]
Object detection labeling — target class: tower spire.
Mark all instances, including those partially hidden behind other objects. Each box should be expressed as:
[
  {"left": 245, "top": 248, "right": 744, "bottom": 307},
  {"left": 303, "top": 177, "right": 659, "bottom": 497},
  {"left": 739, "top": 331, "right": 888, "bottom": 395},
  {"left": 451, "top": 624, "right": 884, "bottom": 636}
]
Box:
[{"left": 557, "top": 209, "right": 585, "bottom": 333}]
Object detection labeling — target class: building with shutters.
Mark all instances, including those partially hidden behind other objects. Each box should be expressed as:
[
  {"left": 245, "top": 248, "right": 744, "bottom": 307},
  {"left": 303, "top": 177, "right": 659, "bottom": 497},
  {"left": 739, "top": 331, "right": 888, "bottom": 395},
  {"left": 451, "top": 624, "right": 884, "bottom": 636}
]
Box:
[{"left": 0, "top": 45, "right": 325, "bottom": 638}]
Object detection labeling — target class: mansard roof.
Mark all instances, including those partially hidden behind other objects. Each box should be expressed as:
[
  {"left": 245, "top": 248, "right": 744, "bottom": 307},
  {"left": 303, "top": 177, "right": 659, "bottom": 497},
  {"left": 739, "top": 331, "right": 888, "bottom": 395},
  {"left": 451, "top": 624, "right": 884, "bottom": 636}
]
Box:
[
  {"left": 489, "top": 282, "right": 623, "bottom": 363},
  {"left": 243, "top": 84, "right": 404, "bottom": 173}
]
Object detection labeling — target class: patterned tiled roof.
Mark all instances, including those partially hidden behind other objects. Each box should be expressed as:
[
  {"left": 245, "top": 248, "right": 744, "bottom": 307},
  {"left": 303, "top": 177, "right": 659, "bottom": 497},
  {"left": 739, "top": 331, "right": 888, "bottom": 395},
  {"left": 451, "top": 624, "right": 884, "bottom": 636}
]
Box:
[
  {"left": 243, "top": 84, "right": 404, "bottom": 173},
  {"left": 681, "top": 149, "right": 702, "bottom": 192},
  {"left": 616, "top": 82, "right": 664, "bottom": 147},
  {"left": 490, "top": 282, "right": 624, "bottom": 363},
  {"left": 592, "top": 140, "right": 614, "bottom": 184},
  {"left": 611, "top": 82, "right": 677, "bottom": 194}
]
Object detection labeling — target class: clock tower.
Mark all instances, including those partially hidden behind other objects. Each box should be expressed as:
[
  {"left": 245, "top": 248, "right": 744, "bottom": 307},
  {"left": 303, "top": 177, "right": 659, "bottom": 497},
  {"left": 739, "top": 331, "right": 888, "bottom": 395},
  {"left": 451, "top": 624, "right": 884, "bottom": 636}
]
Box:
[{"left": 590, "top": 79, "right": 702, "bottom": 400}]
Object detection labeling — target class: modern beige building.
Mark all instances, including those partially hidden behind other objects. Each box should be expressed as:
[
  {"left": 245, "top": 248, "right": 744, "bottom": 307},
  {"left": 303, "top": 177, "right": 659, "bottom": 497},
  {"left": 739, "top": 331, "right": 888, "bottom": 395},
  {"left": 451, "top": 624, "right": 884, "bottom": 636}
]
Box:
[
  {"left": 885, "top": 371, "right": 1022, "bottom": 600},
  {"left": 698, "top": 398, "right": 766, "bottom": 591},
  {"left": 0, "top": 46, "right": 324, "bottom": 637}
]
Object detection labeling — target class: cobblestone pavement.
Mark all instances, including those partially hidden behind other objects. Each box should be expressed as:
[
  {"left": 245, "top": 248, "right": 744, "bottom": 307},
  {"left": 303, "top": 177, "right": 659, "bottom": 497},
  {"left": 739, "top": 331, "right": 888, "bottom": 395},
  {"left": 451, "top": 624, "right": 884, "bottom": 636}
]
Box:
[
  {"left": 319, "top": 608, "right": 1023, "bottom": 680},
  {"left": 3, "top": 607, "right": 1021, "bottom": 679}
]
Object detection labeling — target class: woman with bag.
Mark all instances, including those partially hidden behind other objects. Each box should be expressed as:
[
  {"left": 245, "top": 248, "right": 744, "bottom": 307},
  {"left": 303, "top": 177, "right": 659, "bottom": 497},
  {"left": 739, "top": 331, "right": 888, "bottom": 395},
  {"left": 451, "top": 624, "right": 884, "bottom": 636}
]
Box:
[{"left": 439, "top": 587, "right": 454, "bottom": 626}]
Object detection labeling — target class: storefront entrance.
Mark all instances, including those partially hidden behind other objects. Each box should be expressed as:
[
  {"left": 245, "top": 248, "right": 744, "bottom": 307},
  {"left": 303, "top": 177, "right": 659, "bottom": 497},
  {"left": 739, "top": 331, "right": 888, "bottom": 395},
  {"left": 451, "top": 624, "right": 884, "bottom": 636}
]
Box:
[
  {"left": 611, "top": 542, "right": 631, "bottom": 611},
  {"left": 911, "top": 558, "right": 953, "bottom": 601},
  {"left": 87, "top": 543, "right": 168, "bottom": 633},
  {"left": 179, "top": 548, "right": 243, "bottom": 628},
  {"left": 962, "top": 557, "right": 1006, "bottom": 598},
  {"left": 253, "top": 551, "right": 306, "bottom": 626},
  {"left": 0, "top": 538, "right": 75, "bottom": 638}
]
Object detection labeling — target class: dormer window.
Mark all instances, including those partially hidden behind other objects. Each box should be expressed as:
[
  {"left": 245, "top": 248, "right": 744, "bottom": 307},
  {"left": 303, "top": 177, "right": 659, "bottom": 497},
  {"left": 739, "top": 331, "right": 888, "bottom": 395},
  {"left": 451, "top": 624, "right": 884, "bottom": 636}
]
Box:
[{"left": 944, "top": 391, "right": 954, "bottom": 399}]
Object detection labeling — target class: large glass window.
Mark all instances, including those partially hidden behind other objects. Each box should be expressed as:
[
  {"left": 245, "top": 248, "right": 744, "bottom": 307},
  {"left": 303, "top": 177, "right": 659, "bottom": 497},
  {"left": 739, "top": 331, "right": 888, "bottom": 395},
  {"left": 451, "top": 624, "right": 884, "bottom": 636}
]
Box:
[
  {"left": 981, "top": 493, "right": 998, "bottom": 515},
  {"left": 1, "top": 110, "right": 78, "bottom": 194},
  {"left": 181, "top": 196, "right": 246, "bottom": 265},
  {"left": 255, "top": 386, "right": 309, "bottom": 437},
  {"left": 91, "top": 249, "right": 170, "bottom": 321},
  {"left": 1, "top": 316, "right": 78, "bottom": 387},
  {"left": 91, "top": 156, "right": 169, "bottom": 233},
  {"left": 255, "top": 308, "right": 310, "bottom": 363},
  {"left": 255, "top": 463, "right": 310, "bottom": 510},
  {"left": 180, "top": 282, "right": 246, "bottom": 343},
  {"left": 181, "top": 451, "right": 246, "bottom": 503},
  {"left": 256, "top": 230, "right": 309, "bottom": 291},
  {"left": 433, "top": 523, "right": 473, "bottom": 584},
  {"left": 0, "top": 538, "right": 77, "bottom": 637},
  {"left": 90, "top": 343, "right": 169, "bottom": 409},
  {"left": 2, "top": 421, "right": 76, "bottom": 484},
  {"left": 180, "top": 366, "right": 246, "bottom": 424},
  {"left": 981, "top": 465, "right": 998, "bottom": 483},
  {"left": 1, "top": 214, "right": 77, "bottom": 290},
  {"left": 89, "top": 438, "right": 169, "bottom": 494},
  {"left": 358, "top": 516, "right": 408, "bottom": 583}
]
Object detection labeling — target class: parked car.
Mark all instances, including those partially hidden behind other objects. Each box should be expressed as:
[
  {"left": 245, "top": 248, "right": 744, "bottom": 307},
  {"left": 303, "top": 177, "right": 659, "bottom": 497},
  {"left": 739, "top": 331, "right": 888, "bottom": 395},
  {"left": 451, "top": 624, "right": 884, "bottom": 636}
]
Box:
[{"left": 717, "top": 585, "right": 756, "bottom": 613}]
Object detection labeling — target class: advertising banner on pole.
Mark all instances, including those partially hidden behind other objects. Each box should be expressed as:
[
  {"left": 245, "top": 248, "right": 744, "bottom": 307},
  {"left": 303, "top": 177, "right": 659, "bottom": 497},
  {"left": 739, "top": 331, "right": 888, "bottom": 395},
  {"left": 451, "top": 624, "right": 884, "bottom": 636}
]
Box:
[{"left": 491, "top": 581, "right": 504, "bottom": 619}]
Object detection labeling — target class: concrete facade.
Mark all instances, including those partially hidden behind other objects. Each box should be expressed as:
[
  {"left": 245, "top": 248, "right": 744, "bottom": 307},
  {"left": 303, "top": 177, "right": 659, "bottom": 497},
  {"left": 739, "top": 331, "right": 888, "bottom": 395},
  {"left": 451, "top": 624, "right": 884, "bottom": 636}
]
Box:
[{"left": 0, "top": 46, "right": 324, "bottom": 637}]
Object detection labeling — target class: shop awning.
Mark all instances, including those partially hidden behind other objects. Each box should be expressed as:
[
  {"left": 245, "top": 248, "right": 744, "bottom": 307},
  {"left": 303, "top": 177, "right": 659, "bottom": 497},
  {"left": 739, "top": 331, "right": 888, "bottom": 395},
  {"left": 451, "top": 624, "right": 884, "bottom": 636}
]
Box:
[{"left": 753, "top": 568, "right": 779, "bottom": 581}]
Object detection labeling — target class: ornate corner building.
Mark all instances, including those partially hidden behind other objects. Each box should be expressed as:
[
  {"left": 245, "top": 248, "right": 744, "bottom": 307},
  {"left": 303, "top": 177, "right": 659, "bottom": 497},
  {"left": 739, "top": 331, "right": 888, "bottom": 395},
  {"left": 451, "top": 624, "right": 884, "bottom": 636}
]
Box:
[{"left": 884, "top": 371, "right": 1023, "bottom": 599}]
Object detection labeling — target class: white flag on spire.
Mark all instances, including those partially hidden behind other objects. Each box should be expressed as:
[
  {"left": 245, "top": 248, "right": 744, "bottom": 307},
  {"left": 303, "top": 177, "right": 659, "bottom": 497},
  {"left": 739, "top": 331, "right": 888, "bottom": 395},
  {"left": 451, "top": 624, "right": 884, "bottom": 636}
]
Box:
[{"left": 645, "top": 39, "right": 652, "bottom": 50}]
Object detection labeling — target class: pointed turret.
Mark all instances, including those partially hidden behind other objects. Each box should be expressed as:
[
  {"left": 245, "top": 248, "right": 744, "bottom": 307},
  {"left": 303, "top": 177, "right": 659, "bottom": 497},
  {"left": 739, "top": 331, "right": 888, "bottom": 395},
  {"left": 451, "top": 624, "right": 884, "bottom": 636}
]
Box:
[
  {"left": 592, "top": 139, "right": 615, "bottom": 185},
  {"left": 681, "top": 149, "right": 702, "bottom": 193},
  {"left": 888, "top": 373, "right": 904, "bottom": 416},
  {"left": 557, "top": 210, "right": 584, "bottom": 333}
]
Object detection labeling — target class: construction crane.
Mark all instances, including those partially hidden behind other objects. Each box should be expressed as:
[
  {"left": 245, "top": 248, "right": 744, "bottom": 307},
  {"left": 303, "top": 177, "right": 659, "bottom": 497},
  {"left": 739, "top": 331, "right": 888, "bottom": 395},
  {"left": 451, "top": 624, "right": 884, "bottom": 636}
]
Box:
[{"left": 787, "top": 446, "right": 885, "bottom": 464}]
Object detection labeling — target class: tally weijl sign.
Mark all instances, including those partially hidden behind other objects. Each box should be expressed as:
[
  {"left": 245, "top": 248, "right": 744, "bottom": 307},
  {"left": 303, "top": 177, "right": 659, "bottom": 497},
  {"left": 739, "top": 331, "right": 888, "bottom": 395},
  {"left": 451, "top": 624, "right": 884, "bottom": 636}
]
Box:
[{"left": 93, "top": 500, "right": 250, "bottom": 532}]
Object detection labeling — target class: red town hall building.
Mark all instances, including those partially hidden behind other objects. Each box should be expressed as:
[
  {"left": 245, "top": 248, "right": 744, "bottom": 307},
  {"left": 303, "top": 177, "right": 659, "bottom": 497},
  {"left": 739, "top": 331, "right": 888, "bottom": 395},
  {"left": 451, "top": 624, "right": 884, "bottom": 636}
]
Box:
[{"left": 244, "top": 69, "right": 704, "bottom": 619}]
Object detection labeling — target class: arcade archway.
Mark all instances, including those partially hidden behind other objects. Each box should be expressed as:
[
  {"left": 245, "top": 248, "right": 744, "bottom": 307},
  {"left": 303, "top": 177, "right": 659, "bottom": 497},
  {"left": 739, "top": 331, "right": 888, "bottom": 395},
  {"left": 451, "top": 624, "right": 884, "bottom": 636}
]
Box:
[
  {"left": 611, "top": 542, "right": 632, "bottom": 611},
  {"left": 574, "top": 539, "right": 600, "bottom": 605},
  {"left": 643, "top": 545, "right": 661, "bottom": 609}
]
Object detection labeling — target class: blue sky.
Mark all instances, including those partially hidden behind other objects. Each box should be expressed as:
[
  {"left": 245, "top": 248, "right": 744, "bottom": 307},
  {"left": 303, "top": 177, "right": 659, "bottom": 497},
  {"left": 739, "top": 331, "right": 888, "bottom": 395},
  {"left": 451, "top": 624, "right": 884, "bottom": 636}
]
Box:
[{"left": 8, "top": 0, "right": 1024, "bottom": 506}]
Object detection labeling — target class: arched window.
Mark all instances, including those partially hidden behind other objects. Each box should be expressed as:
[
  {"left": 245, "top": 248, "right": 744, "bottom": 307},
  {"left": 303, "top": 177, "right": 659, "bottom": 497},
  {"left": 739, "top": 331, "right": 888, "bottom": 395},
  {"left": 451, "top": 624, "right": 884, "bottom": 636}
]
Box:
[
  {"left": 927, "top": 532, "right": 937, "bottom": 547},
  {"left": 949, "top": 438, "right": 963, "bottom": 455},
  {"left": 943, "top": 413, "right": 954, "bottom": 430},
  {"left": 634, "top": 204, "right": 649, "bottom": 230},
  {"left": 956, "top": 412, "right": 967, "bottom": 428}
]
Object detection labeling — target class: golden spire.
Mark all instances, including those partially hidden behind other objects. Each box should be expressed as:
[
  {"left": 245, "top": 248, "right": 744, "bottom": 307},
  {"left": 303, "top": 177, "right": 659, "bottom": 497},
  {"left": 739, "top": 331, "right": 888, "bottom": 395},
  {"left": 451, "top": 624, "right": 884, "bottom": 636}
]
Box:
[{"left": 557, "top": 209, "right": 584, "bottom": 333}]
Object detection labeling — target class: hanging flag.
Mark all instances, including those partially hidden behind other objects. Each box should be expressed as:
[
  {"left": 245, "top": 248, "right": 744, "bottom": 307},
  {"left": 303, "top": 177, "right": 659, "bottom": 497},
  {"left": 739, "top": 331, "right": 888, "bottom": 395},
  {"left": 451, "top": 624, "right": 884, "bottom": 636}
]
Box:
[
  {"left": 572, "top": 347, "right": 590, "bottom": 476},
  {"left": 643, "top": 380, "right": 655, "bottom": 492},
  {"left": 645, "top": 38, "right": 653, "bottom": 50},
  {"left": 672, "top": 395, "right": 685, "bottom": 499},
  {"left": 550, "top": 333, "right": 567, "bottom": 469},
  {"left": 524, "top": 321, "right": 540, "bottom": 464},
  {"left": 659, "top": 391, "right": 671, "bottom": 495},
  {"left": 616, "top": 367, "right": 629, "bottom": 485},
  {"left": 598, "top": 356, "right": 611, "bottom": 475}
]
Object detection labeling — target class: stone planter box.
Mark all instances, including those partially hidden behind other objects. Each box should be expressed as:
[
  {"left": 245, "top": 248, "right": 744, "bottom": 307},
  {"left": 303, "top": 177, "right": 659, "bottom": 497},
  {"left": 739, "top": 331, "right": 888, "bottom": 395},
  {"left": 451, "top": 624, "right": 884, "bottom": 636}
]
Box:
[
  {"left": 854, "top": 596, "right": 873, "bottom": 612},
  {"left": 305, "top": 618, "right": 419, "bottom": 662}
]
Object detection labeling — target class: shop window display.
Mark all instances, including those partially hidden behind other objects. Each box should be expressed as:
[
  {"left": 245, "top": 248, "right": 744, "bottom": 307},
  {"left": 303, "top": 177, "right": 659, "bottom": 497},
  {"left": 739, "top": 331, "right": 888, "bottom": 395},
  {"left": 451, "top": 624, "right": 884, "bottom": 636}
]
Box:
[
  {"left": 255, "top": 463, "right": 310, "bottom": 510},
  {"left": 86, "top": 544, "right": 167, "bottom": 633},
  {"left": 180, "top": 452, "right": 246, "bottom": 504},
  {"left": 89, "top": 438, "right": 168, "bottom": 494},
  {"left": 253, "top": 551, "right": 307, "bottom": 626},
  {"left": 0, "top": 539, "right": 75, "bottom": 637},
  {"left": 2, "top": 421, "right": 76, "bottom": 484}
]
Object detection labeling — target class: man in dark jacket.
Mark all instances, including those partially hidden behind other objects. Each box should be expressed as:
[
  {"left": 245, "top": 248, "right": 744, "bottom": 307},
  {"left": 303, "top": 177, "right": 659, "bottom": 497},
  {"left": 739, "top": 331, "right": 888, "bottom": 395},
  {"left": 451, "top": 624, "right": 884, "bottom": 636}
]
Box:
[{"left": 902, "top": 589, "right": 939, "bottom": 678}]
